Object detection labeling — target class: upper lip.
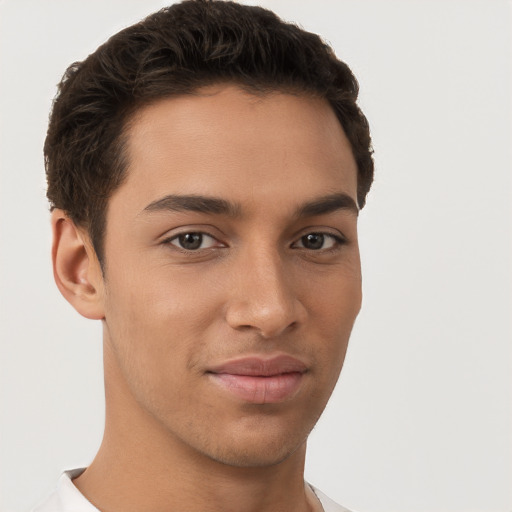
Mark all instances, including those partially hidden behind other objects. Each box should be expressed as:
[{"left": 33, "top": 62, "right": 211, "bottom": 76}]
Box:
[{"left": 207, "top": 354, "right": 308, "bottom": 377}]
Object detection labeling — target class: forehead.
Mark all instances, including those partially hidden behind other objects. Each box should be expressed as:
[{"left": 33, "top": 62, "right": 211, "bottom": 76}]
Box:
[{"left": 115, "top": 85, "right": 358, "bottom": 216}]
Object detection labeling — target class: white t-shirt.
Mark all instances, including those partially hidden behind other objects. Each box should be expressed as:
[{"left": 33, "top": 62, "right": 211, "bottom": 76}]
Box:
[{"left": 31, "top": 468, "right": 355, "bottom": 512}]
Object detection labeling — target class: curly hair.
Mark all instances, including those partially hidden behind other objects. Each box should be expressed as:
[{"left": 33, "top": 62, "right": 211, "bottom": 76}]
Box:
[{"left": 45, "top": 0, "right": 374, "bottom": 266}]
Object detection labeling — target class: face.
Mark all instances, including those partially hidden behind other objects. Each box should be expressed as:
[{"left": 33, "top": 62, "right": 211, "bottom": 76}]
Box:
[{"left": 100, "top": 85, "right": 362, "bottom": 468}]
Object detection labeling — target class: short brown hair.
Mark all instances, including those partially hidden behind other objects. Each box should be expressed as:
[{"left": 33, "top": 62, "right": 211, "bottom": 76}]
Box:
[{"left": 45, "top": 0, "right": 374, "bottom": 266}]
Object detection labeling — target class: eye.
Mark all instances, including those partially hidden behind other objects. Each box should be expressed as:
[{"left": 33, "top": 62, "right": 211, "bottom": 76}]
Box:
[
  {"left": 293, "top": 232, "right": 344, "bottom": 250},
  {"left": 167, "top": 232, "right": 219, "bottom": 251}
]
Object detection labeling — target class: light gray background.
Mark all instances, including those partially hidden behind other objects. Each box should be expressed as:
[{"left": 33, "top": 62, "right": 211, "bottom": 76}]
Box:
[{"left": 1, "top": 1, "right": 511, "bottom": 511}]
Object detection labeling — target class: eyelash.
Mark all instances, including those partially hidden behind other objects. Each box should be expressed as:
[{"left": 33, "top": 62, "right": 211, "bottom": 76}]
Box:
[
  {"left": 162, "top": 231, "right": 346, "bottom": 253},
  {"left": 164, "top": 232, "right": 222, "bottom": 252},
  {"left": 292, "top": 232, "right": 346, "bottom": 251}
]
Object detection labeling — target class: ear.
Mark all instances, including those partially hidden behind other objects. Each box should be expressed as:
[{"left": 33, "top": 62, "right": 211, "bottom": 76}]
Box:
[{"left": 51, "top": 209, "right": 105, "bottom": 320}]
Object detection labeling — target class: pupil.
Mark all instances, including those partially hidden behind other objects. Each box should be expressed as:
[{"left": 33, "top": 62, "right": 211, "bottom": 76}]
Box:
[
  {"left": 303, "top": 233, "right": 324, "bottom": 250},
  {"left": 179, "top": 233, "right": 202, "bottom": 250}
]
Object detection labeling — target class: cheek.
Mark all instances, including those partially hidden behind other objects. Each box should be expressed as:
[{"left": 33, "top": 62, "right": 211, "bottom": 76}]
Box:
[
  {"left": 103, "top": 265, "right": 221, "bottom": 369},
  {"left": 308, "top": 261, "right": 362, "bottom": 327},
  {"left": 102, "top": 273, "right": 207, "bottom": 413},
  {"left": 306, "top": 268, "right": 362, "bottom": 377}
]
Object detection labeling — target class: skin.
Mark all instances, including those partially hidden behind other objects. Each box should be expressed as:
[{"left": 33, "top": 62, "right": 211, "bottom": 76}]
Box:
[{"left": 52, "top": 85, "right": 362, "bottom": 512}]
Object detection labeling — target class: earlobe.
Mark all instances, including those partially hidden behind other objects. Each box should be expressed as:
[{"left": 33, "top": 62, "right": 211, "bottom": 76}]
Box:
[{"left": 51, "top": 209, "right": 105, "bottom": 320}]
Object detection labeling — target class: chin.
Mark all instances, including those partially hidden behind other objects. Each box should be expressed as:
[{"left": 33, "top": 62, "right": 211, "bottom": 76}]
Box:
[
  {"left": 206, "top": 439, "right": 305, "bottom": 468},
  {"left": 191, "top": 417, "right": 311, "bottom": 469}
]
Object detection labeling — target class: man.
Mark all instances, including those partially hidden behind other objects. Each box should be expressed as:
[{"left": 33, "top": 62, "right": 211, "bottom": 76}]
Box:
[{"left": 33, "top": 1, "right": 373, "bottom": 511}]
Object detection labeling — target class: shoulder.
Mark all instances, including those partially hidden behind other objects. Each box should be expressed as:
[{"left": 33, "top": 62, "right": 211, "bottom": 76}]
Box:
[
  {"left": 31, "top": 491, "right": 64, "bottom": 512},
  {"left": 310, "top": 484, "right": 358, "bottom": 512},
  {"left": 30, "top": 468, "right": 98, "bottom": 512}
]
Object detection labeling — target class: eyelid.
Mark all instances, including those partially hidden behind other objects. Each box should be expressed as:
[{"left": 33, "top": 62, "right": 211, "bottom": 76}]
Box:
[
  {"left": 172, "top": 232, "right": 218, "bottom": 249},
  {"left": 291, "top": 230, "right": 347, "bottom": 250},
  {"left": 161, "top": 228, "right": 227, "bottom": 251},
  {"left": 158, "top": 224, "right": 224, "bottom": 242}
]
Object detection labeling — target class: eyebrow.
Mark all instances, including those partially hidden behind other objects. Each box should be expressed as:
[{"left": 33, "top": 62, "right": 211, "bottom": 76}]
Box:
[
  {"left": 141, "top": 192, "right": 358, "bottom": 218},
  {"left": 295, "top": 193, "right": 359, "bottom": 218},
  {"left": 142, "top": 194, "right": 242, "bottom": 217}
]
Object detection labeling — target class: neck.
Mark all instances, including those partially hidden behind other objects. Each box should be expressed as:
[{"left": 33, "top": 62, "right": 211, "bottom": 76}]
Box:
[{"left": 73, "top": 343, "right": 320, "bottom": 512}]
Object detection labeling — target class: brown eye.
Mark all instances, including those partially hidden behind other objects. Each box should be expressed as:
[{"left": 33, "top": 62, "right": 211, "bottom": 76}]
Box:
[
  {"left": 293, "top": 233, "right": 343, "bottom": 251},
  {"left": 302, "top": 233, "right": 325, "bottom": 250},
  {"left": 169, "top": 232, "right": 217, "bottom": 251}
]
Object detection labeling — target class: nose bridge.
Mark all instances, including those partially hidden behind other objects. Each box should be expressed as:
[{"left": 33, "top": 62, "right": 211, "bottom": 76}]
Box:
[{"left": 225, "top": 241, "right": 303, "bottom": 337}]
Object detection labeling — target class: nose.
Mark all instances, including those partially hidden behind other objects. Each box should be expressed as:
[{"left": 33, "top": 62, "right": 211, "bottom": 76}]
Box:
[{"left": 225, "top": 247, "right": 307, "bottom": 338}]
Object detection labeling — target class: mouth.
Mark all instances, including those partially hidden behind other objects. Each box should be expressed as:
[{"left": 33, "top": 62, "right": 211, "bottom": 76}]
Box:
[{"left": 206, "top": 354, "right": 308, "bottom": 404}]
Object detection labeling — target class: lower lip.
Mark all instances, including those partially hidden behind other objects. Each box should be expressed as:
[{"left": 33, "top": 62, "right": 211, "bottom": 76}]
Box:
[{"left": 208, "top": 372, "right": 304, "bottom": 404}]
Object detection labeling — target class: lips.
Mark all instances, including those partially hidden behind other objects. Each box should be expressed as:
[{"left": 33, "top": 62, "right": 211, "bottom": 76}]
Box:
[{"left": 207, "top": 355, "right": 307, "bottom": 404}]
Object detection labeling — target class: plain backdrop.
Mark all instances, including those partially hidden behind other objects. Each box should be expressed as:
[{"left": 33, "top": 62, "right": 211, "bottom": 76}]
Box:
[{"left": 0, "top": 1, "right": 511, "bottom": 511}]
